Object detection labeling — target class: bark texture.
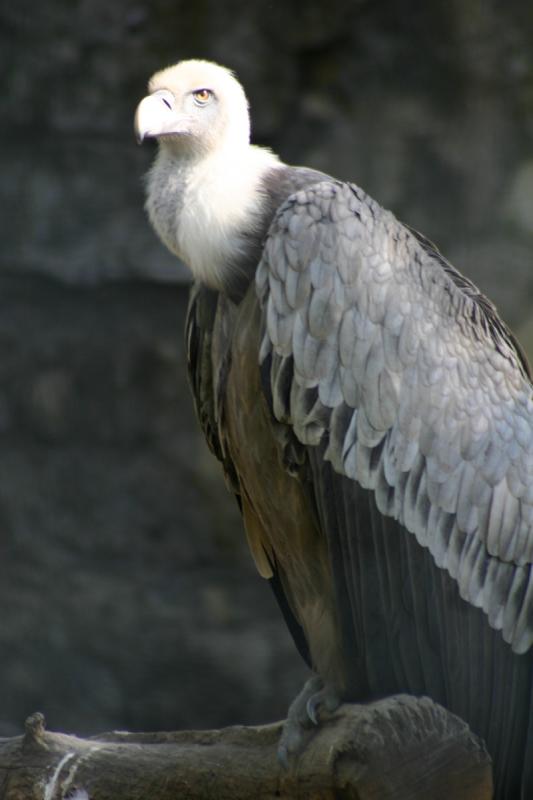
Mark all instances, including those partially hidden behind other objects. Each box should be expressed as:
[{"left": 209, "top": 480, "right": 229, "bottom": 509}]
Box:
[{"left": 0, "top": 696, "right": 492, "bottom": 800}]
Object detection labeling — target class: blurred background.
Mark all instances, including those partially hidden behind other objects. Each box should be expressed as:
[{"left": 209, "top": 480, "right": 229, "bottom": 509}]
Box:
[{"left": 1, "top": 0, "right": 533, "bottom": 737}]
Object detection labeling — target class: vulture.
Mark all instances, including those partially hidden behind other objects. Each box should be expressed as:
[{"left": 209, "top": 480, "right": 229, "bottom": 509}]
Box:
[{"left": 135, "top": 59, "right": 533, "bottom": 797}]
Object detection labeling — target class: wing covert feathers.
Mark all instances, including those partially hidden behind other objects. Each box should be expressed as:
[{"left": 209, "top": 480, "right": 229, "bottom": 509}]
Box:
[{"left": 257, "top": 179, "right": 533, "bottom": 654}]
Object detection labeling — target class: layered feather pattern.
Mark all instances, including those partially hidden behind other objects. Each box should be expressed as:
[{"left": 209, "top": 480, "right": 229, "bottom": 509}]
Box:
[{"left": 257, "top": 179, "right": 533, "bottom": 655}]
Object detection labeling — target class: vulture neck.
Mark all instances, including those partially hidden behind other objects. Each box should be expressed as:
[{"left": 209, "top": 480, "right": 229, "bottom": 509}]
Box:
[{"left": 148, "top": 139, "right": 283, "bottom": 300}]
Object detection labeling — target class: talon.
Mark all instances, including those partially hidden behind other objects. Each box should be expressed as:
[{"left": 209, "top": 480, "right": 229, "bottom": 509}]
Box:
[
  {"left": 278, "top": 674, "right": 342, "bottom": 766},
  {"left": 306, "top": 696, "right": 320, "bottom": 726}
]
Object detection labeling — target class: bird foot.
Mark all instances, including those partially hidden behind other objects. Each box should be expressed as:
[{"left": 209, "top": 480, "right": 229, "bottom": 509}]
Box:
[{"left": 278, "top": 674, "right": 340, "bottom": 768}]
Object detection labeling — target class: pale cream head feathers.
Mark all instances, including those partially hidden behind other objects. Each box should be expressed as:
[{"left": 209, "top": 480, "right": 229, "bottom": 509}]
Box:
[{"left": 134, "top": 59, "right": 251, "bottom": 156}]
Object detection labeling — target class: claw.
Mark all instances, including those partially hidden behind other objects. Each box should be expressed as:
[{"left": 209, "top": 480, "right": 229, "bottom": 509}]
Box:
[
  {"left": 306, "top": 695, "right": 320, "bottom": 726},
  {"left": 277, "top": 674, "right": 323, "bottom": 767},
  {"left": 277, "top": 674, "right": 341, "bottom": 767},
  {"left": 306, "top": 685, "right": 340, "bottom": 726}
]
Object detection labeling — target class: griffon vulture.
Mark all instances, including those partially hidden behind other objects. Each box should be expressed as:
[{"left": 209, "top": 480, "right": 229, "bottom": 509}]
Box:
[{"left": 135, "top": 59, "right": 533, "bottom": 797}]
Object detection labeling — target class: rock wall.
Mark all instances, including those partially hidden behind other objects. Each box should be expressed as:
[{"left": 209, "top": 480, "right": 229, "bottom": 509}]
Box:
[
  {"left": 0, "top": 277, "right": 303, "bottom": 736},
  {"left": 1, "top": 0, "right": 533, "bottom": 736}
]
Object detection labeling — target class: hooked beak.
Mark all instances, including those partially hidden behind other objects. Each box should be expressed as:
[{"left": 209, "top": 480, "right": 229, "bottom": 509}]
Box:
[{"left": 134, "top": 90, "right": 188, "bottom": 144}]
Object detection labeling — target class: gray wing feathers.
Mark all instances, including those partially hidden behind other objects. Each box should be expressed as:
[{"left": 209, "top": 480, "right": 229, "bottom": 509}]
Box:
[{"left": 257, "top": 180, "right": 533, "bottom": 654}]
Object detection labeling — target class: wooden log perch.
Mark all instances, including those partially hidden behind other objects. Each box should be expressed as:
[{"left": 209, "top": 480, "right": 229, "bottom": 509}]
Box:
[{"left": 0, "top": 695, "right": 492, "bottom": 800}]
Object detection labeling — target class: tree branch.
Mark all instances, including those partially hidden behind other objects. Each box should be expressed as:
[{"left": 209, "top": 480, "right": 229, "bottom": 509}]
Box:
[{"left": 0, "top": 695, "right": 492, "bottom": 799}]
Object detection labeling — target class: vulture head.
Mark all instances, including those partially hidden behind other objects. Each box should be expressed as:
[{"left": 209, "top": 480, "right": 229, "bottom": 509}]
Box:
[{"left": 134, "top": 59, "right": 251, "bottom": 157}]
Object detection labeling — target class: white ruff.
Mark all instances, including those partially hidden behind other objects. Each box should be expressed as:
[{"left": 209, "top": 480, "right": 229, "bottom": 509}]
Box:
[
  {"left": 180, "top": 145, "right": 281, "bottom": 288},
  {"left": 147, "top": 143, "right": 281, "bottom": 292}
]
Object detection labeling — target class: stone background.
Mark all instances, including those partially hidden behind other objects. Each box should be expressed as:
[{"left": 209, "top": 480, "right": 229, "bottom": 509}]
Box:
[{"left": 1, "top": 0, "right": 533, "bottom": 736}]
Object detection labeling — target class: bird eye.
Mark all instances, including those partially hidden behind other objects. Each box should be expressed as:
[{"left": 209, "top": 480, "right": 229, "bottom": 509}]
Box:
[{"left": 192, "top": 88, "right": 212, "bottom": 106}]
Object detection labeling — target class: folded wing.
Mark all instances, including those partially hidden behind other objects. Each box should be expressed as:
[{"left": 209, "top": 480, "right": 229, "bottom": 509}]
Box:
[{"left": 257, "top": 179, "right": 533, "bottom": 655}]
